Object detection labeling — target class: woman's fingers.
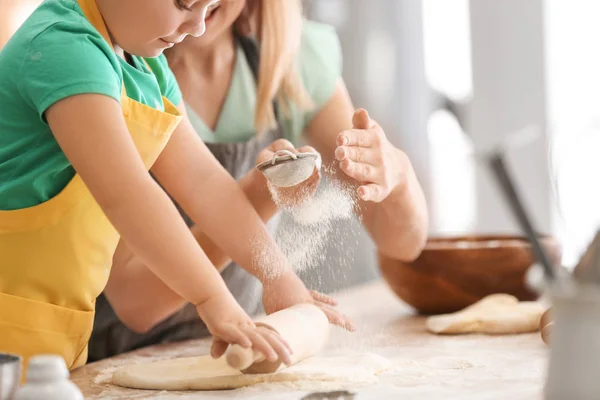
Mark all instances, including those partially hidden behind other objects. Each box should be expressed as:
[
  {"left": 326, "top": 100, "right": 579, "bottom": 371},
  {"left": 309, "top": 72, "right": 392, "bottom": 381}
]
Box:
[
  {"left": 337, "top": 128, "right": 380, "bottom": 148},
  {"left": 352, "top": 108, "right": 375, "bottom": 130},
  {"left": 339, "top": 158, "right": 382, "bottom": 184},
  {"left": 256, "top": 139, "right": 296, "bottom": 164},
  {"left": 310, "top": 290, "right": 338, "bottom": 306},
  {"left": 316, "top": 303, "right": 356, "bottom": 332},
  {"left": 335, "top": 146, "right": 380, "bottom": 166},
  {"left": 270, "top": 138, "right": 296, "bottom": 152},
  {"left": 357, "top": 183, "right": 386, "bottom": 203},
  {"left": 297, "top": 145, "right": 317, "bottom": 154}
]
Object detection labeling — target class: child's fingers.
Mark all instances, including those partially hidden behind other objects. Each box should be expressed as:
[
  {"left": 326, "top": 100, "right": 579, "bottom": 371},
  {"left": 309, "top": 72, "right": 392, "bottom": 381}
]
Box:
[
  {"left": 243, "top": 327, "right": 278, "bottom": 362},
  {"left": 210, "top": 339, "right": 229, "bottom": 359},
  {"left": 276, "top": 331, "right": 294, "bottom": 354},
  {"left": 310, "top": 290, "right": 338, "bottom": 306},
  {"left": 260, "top": 329, "right": 293, "bottom": 366},
  {"left": 217, "top": 325, "right": 252, "bottom": 349}
]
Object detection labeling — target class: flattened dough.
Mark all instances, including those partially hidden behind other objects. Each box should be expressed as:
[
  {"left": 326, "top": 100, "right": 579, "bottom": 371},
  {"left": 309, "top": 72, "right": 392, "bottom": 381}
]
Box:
[
  {"left": 112, "top": 353, "right": 391, "bottom": 391},
  {"left": 426, "top": 294, "right": 545, "bottom": 334}
]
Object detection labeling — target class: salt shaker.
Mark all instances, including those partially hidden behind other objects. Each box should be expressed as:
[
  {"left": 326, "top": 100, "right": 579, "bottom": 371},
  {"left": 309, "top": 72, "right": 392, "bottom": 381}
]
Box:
[
  {"left": 14, "top": 355, "right": 82, "bottom": 400},
  {"left": 544, "top": 282, "right": 600, "bottom": 399}
]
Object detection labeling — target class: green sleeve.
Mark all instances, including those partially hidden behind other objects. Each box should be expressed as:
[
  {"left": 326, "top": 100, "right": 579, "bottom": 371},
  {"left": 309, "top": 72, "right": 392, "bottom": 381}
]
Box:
[
  {"left": 284, "top": 20, "right": 343, "bottom": 144},
  {"left": 18, "top": 21, "right": 122, "bottom": 121},
  {"left": 145, "top": 55, "right": 183, "bottom": 107},
  {"left": 300, "top": 20, "right": 343, "bottom": 124}
]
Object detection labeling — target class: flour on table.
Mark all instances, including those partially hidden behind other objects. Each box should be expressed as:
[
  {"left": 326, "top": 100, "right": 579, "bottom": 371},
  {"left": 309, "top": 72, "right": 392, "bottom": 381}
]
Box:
[{"left": 111, "top": 353, "right": 392, "bottom": 391}]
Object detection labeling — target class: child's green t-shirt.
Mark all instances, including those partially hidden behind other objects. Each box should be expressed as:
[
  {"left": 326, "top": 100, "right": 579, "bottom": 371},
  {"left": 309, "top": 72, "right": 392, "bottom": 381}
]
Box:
[{"left": 0, "top": 0, "right": 182, "bottom": 210}]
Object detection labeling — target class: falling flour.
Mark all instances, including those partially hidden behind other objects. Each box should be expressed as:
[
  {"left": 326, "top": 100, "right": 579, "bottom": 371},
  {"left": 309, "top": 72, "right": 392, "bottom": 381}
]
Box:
[{"left": 268, "top": 167, "right": 359, "bottom": 274}]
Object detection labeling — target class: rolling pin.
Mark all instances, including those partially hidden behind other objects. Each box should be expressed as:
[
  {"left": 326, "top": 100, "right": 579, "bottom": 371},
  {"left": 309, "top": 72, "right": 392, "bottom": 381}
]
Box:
[{"left": 224, "top": 303, "right": 330, "bottom": 374}]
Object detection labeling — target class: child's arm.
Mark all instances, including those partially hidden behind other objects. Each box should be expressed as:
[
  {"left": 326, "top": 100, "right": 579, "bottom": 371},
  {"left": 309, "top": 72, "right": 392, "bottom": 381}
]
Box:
[{"left": 46, "top": 94, "right": 292, "bottom": 362}]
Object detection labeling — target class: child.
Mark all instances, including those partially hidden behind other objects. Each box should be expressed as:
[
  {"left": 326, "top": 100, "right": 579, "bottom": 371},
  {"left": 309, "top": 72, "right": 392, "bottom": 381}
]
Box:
[{"left": 0, "top": 0, "right": 350, "bottom": 370}]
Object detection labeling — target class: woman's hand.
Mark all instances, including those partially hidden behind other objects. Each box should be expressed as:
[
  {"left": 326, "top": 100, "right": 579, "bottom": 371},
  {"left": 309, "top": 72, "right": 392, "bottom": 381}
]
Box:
[
  {"left": 261, "top": 270, "right": 356, "bottom": 332},
  {"left": 335, "top": 109, "right": 412, "bottom": 203},
  {"left": 256, "top": 139, "right": 321, "bottom": 208}
]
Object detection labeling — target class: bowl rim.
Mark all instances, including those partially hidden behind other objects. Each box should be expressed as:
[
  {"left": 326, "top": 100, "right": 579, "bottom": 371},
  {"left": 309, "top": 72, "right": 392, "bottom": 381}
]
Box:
[{"left": 423, "top": 233, "right": 557, "bottom": 251}]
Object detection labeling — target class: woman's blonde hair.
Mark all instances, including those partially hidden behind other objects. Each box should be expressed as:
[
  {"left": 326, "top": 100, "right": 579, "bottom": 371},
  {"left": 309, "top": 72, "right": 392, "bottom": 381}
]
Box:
[{"left": 248, "top": 0, "right": 314, "bottom": 134}]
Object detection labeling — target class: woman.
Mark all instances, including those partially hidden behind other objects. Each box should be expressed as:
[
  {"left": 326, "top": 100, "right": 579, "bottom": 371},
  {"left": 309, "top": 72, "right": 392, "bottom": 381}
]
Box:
[{"left": 90, "top": 0, "right": 428, "bottom": 360}]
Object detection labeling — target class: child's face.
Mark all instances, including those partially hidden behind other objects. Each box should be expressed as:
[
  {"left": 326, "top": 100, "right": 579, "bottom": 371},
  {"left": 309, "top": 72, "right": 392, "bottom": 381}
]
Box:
[{"left": 98, "top": 0, "right": 219, "bottom": 57}]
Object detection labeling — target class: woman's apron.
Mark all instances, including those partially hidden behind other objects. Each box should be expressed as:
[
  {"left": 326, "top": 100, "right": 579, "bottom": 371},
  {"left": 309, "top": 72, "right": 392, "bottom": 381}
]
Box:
[
  {"left": 0, "top": 0, "right": 181, "bottom": 370},
  {"left": 89, "top": 35, "right": 284, "bottom": 360}
]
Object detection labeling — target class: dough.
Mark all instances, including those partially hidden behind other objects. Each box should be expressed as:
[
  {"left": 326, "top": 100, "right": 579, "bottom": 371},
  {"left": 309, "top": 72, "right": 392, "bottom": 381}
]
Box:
[
  {"left": 112, "top": 353, "right": 391, "bottom": 391},
  {"left": 426, "top": 294, "right": 545, "bottom": 334}
]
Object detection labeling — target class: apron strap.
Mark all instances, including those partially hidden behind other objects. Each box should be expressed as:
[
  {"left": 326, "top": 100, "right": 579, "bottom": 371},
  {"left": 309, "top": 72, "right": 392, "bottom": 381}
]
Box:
[
  {"left": 78, "top": 0, "right": 112, "bottom": 45},
  {"left": 116, "top": 56, "right": 152, "bottom": 99},
  {"left": 77, "top": 0, "right": 156, "bottom": 100}
]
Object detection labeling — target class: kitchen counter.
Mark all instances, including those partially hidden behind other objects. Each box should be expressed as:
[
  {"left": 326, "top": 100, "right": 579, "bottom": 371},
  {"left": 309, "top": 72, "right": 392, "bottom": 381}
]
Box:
[{"left": 72, "top": 280, "right": 548, "bottom": 399}]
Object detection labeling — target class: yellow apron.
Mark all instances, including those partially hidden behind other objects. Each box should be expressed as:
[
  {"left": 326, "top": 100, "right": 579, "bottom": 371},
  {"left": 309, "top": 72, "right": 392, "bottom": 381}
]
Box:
[{"left": 0, "top": 0, "right": 181, "bottom": 370}]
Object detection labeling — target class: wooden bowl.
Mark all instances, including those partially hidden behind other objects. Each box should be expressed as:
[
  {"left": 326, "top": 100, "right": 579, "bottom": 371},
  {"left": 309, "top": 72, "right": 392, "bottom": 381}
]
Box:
[{"left": 379, "top": 235, "right": 561, "bottom": 315}]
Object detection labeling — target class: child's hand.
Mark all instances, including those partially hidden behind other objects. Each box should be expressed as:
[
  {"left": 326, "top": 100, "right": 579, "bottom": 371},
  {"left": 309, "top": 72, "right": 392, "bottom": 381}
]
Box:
[
  {"left": 195, "top": 293, "right": 293, "bottom": 363},
  {"left": 256, "top": 139, "right": 321, "bottom": 208},
  {"left": 262, "top": 271, "right": 356, "bottom": 332}
]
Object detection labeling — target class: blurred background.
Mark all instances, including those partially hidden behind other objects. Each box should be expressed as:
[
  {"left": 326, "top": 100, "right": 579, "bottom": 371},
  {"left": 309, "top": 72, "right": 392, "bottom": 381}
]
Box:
[
  {"left": 305, "top": 0, "right": 600, "bottom": 290},
  {"left": 2, "top": 0, "right": 598, "bottom": 291}
]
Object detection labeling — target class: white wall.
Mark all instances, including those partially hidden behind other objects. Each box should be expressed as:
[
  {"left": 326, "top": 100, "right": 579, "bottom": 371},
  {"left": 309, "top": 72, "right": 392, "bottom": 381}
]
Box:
[
  {"left": 468, "top": 0, "right": 552, "bottom": 235},
  {"left": 544, "top": 0, "right": 600, "bottom": 265}
]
